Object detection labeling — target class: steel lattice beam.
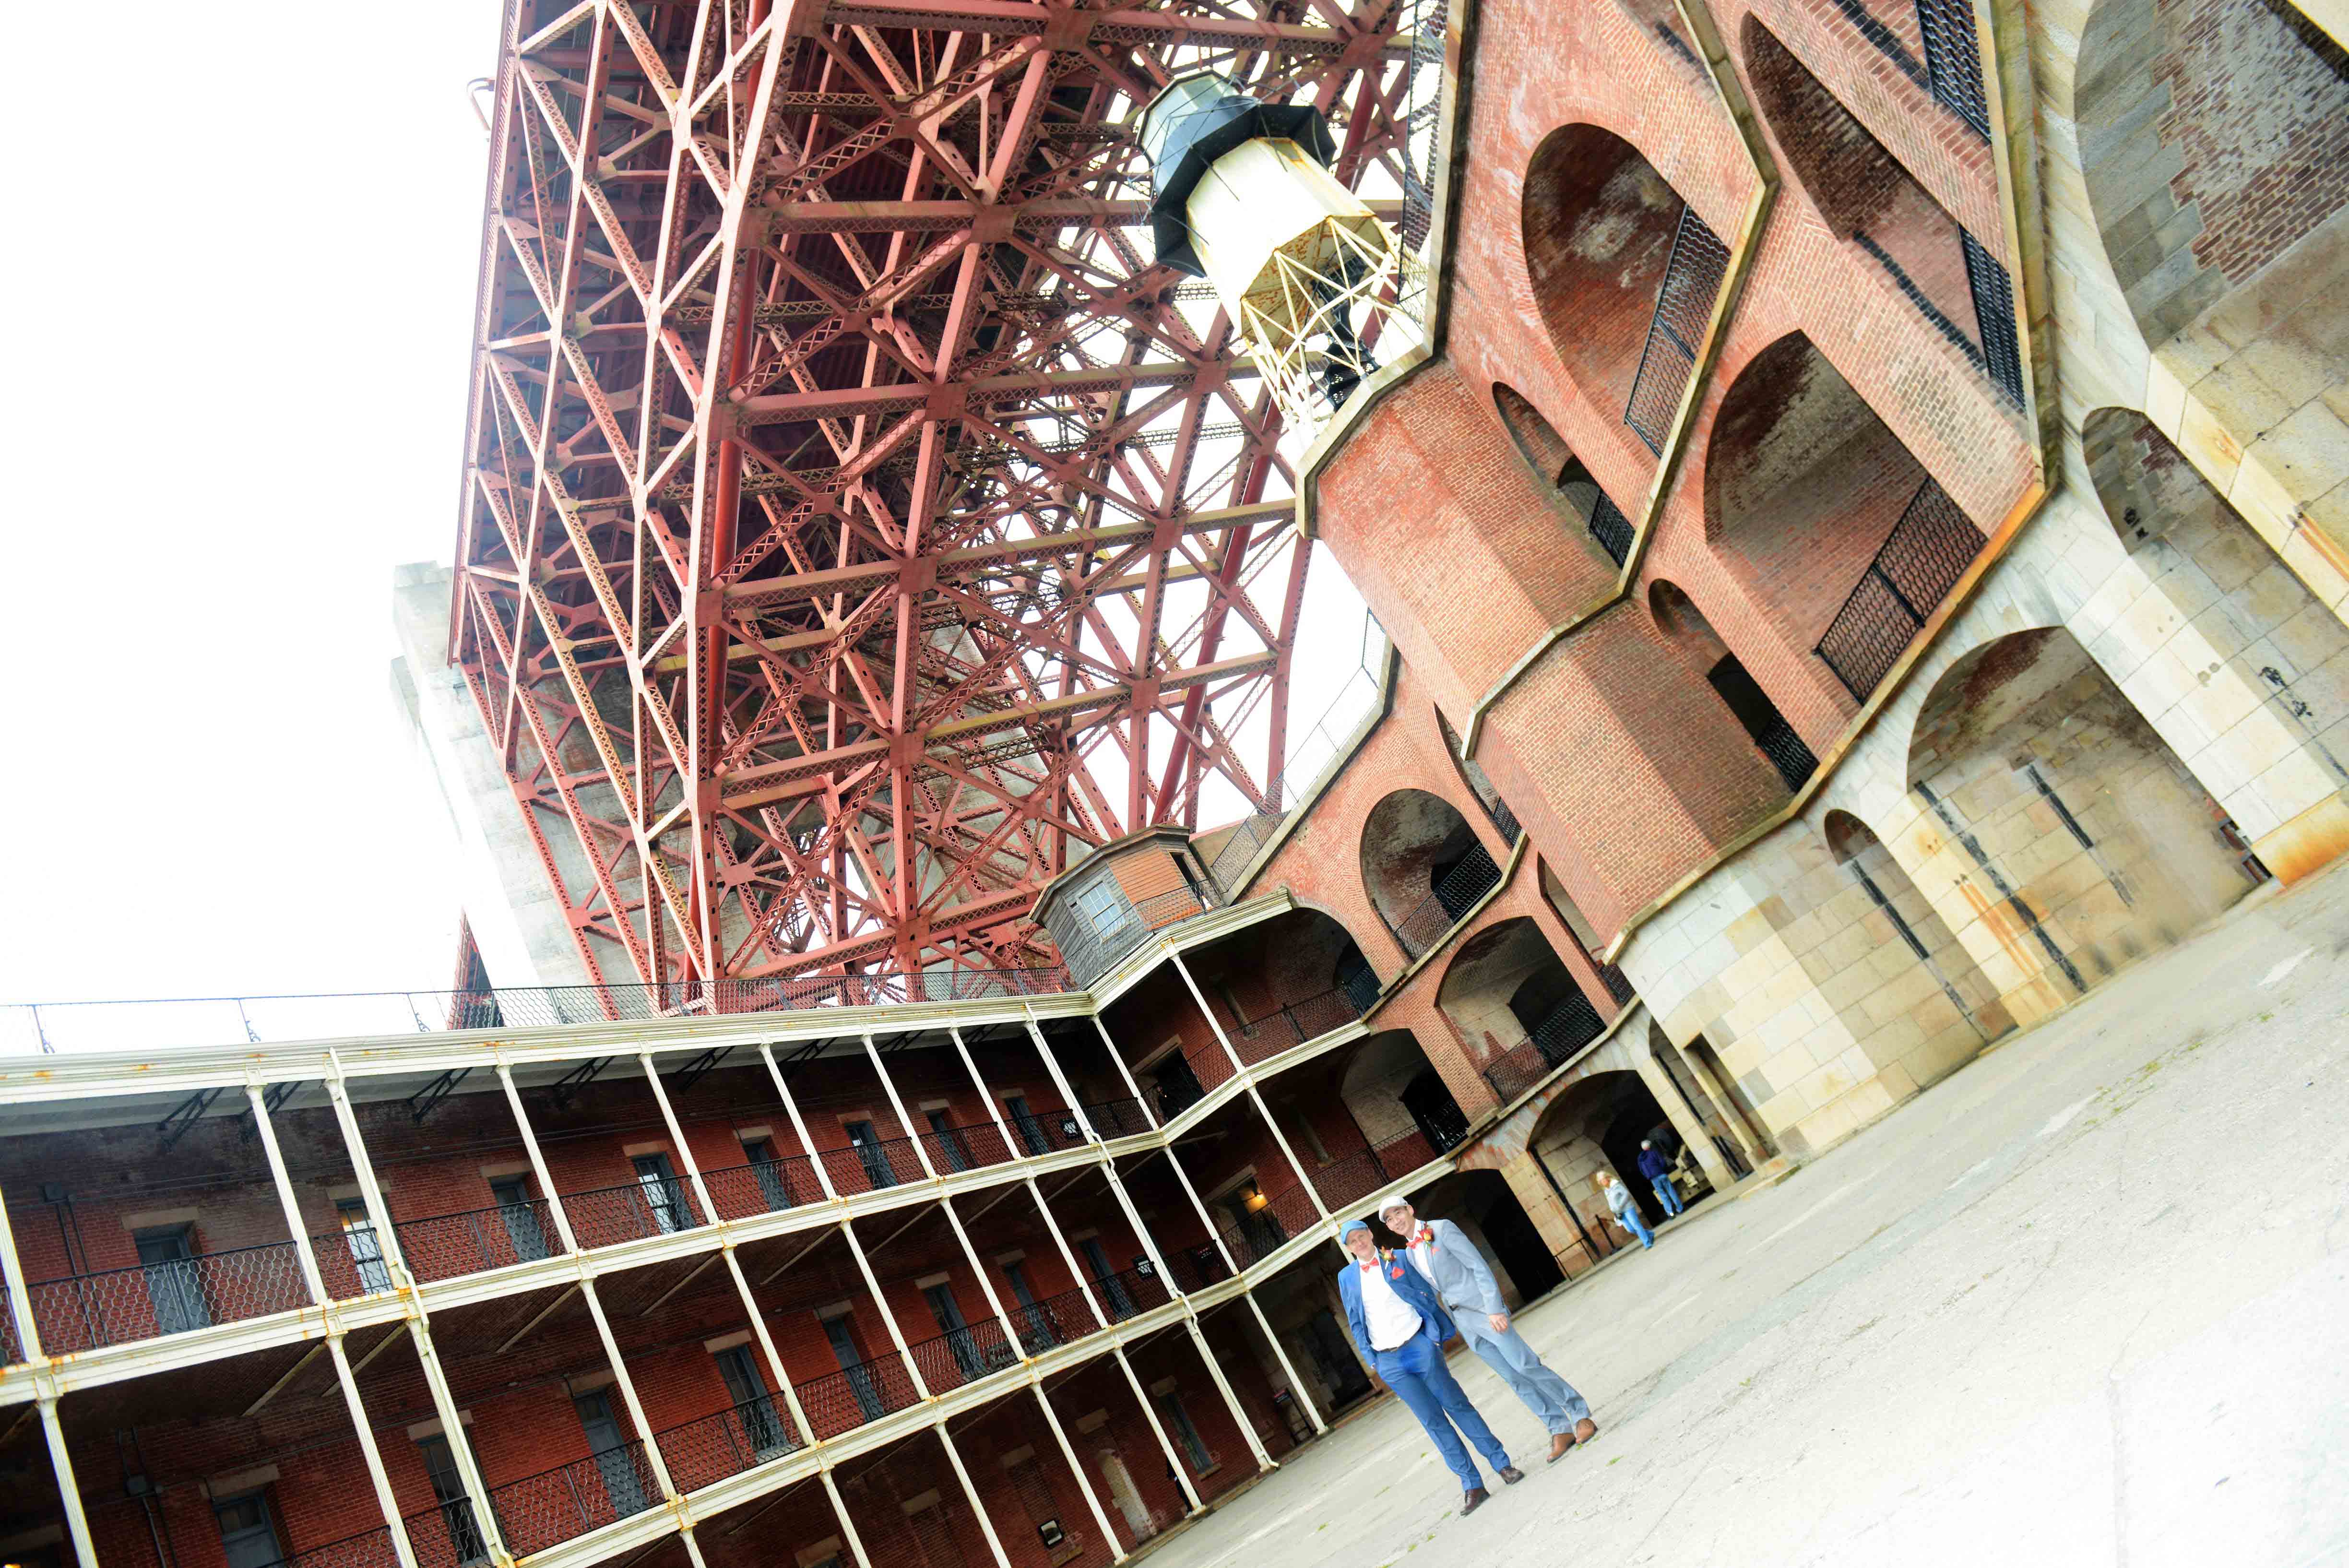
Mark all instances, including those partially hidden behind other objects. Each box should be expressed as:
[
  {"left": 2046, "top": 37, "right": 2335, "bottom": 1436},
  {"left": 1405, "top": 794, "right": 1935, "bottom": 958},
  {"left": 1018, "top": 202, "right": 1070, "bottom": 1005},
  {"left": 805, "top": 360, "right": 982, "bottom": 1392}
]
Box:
[{"left": 450, "top": 0, "right": 1433, "bottom": 996}]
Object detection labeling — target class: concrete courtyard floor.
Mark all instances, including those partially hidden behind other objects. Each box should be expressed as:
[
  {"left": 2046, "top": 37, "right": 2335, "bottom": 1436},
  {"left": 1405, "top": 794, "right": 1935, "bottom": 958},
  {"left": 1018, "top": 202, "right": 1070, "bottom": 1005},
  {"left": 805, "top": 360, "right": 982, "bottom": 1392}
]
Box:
[{"left": 1142, "top": 856, "right": 2349, "bottom": 1568}]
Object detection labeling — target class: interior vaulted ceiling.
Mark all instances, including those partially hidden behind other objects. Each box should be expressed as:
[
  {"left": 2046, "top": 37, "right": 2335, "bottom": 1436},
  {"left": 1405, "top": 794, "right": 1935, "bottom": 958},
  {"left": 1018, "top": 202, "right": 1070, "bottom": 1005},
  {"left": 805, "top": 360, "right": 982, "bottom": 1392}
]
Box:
[{"left": 451, "top": 0, "right": 1438, "bottom": 995}]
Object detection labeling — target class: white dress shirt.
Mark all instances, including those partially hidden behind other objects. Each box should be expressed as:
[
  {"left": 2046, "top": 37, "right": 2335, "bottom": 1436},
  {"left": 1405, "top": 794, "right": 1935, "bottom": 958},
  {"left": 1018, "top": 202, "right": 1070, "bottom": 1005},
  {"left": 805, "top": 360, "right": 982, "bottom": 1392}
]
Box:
[{"left": 1357, "top": 1259, "right": 1424, "bottom": 1351}]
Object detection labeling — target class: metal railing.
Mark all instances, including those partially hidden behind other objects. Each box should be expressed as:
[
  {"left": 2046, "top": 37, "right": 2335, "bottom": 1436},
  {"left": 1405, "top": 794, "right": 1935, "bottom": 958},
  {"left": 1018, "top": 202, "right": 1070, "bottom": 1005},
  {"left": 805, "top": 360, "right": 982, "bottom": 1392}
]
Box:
[
  {"left": 3, "top": 967, "right": 1073, "bottom": 1055},
  {"left": 1915, "top": 0, "right": 1991, "bottom": 136},
  {"left": 653, "top": 1392, "right": 801, "bottom": 1493},
  {"left": 489, "top": 1442, "right": 661, "bottom": 1557},
  {"left": 1051, "top": 885, "right": 1212, "bottom": 987},
  {"left": 1624, "top": 204, "right": 1732, "bottom": 454},
  {"left": 702, "top": 1152, "right": 827, "bottom": 1218},
  {"left": 1312, "top": 1128, "right": 1442, "bottom": 1212},
  {"left": 278, "top": 1527, "right": 401, "bottom": 1568},
  {"left": 1388, "top": 843, "right": 1503, "bottom": 958},
  {"left": 394, "top": 1197, "right": 563, "bottom": 1283},
  {"left": 1206, "top": 810, "right": 1290, "bottom": 898},
  {"left": 1585, "top": 488, "right": 1636, "bottom": 568},
  {"left": 1815, "top": 478, "right": 1982, "bottom": 701},
  {"left": 16, "top": 1238, "right": 311, "bottom": 1353},
  {"left": 1215, "top": 986, "right": 1366, "bottom": 1065},
  {"left": 1961, "top": 230, "right": 2024, "bottom": 404},
  {"left": 1481, "top": 990, "right": 1609, "bottom": 1103},
  {"left": 401, "top": 1500, "right": 490, "bottom": 1568},
  {"left": 1598, "top": 963, "right": 1637, "bottom": 1006}
]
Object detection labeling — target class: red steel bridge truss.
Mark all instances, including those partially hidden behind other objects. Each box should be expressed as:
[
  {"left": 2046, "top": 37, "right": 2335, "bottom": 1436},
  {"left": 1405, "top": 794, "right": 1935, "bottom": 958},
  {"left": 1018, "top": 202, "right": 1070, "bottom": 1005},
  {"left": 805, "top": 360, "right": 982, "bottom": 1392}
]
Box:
[{"left": 450, "top": 0, "right": 1439, "bottom": 994}]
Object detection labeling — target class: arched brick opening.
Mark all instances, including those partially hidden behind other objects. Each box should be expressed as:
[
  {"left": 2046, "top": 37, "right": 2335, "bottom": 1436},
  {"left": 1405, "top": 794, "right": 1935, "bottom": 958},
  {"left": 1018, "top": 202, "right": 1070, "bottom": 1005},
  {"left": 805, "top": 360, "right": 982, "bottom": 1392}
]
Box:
[
  {"left": 2081, "top": 407, "right": 2349, "bottom": 795},
  {"left": 1536, "top": 857, "right": 1634, "bottom": 1008},
  {"left": 1492, "top": 383, "right": 1637, "bottom": 569},
  {"left": 1359, "top": 788, "right": 1501, "bottom": 958},
  {"left": 1385, "top": 1167, "right": 1565, "bottom": 1303},
  {"left": 1433, "top": 708, "right": 1524, "bottom": 847},
  {"left": 2076, "top": 0, "right": 2349, "bottom": 347},
  {"left": 1335, "top": 1028, "right": 1472, "bottom": 1160},
  {"left": 1819, "top": 808, "right": 2009, "bottom": 1073},
  {"left": 1648, "top": 580, "right": 1817, "bottom": 792},
  {"left": 1741, "top": 17, "right": 2021, "bottom": 403},
  {"left": 1521, "top": 124, "right": 1731, "bottom": 458},
  {"left": 1435, "top": 917, "right": 1606, "bottom": 1099},
  {"left": 1706, "top": 332, "right": 1986, "bottom": 706},
  {"left": 1906, "top": 627, "right": 2265, "bottom": 1012},
  {"left": 1526, "top": 1068, "right": 1685, "bottom": 1226}
]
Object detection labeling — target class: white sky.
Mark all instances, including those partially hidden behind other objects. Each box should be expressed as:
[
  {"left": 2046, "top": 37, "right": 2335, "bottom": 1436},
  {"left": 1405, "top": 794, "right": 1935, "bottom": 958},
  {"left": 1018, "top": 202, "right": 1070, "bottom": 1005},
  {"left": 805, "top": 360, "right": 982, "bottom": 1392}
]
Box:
[{"left": 0, "top": 5, "right": 1378, "bottom": 1046}]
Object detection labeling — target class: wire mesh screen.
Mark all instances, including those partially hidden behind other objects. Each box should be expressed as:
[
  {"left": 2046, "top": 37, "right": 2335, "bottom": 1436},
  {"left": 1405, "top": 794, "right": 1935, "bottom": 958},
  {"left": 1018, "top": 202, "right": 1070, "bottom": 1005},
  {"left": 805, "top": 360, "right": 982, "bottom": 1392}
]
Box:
[
  {"left": 1624, "top": 205, "right": 1731, "bottom": 453},
  {"left": 1815, "top": 480, "right": 1985, "bottom": 701},
  {"left": 1961, "top": 230, "right": 2024, "bottom": 404},
  {"left": 1587, "top": 489, "right": 1635, "bottom": 566},
  {"left": 1916, "top": 0, "right": 1992, "bottom": 137}
]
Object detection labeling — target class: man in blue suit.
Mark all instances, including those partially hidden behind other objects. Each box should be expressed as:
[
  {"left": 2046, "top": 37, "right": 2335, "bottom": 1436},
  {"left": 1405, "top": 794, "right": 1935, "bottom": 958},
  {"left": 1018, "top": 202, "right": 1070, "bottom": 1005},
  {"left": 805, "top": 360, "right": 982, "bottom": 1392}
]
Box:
[{"left": 1336, "top": 1218, "right": 1522, "bottom": 1513}]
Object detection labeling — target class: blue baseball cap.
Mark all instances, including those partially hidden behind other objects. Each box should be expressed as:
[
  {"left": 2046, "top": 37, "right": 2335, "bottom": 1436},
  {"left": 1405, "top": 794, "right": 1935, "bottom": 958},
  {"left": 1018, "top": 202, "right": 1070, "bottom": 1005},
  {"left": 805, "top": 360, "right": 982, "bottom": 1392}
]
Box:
[{"left": 1339, "top": 1219, "right": 1373, "bottom": 1242}]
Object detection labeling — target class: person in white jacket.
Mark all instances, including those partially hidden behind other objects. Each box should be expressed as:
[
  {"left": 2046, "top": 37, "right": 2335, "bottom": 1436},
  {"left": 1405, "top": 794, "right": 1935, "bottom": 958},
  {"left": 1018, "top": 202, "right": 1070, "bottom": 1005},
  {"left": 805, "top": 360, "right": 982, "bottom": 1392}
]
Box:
[{"left": 1599, "top": 1168, "right": 1655, "bottom": 1249}]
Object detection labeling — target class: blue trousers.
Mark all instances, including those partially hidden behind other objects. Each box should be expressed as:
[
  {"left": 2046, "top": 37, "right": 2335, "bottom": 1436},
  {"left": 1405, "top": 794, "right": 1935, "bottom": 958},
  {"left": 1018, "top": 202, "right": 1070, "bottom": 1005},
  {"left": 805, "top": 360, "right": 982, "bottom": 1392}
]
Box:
[
  {"left": 1616, "top": 1202, "right": 1655, "bottom": 1247},
  {"left": 1373, "top": 1333, "right": 1511, "bottom": 1490},
  {"left": 1650, "top": 1176, "right": 1685, "bottom": 1218}
]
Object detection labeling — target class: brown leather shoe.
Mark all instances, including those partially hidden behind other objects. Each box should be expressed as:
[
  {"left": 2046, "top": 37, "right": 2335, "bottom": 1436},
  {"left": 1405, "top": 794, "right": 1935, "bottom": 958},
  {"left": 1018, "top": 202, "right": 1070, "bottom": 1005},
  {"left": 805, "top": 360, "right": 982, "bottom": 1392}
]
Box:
[
  {"left": 1574, "top": 1418, "right": 1599, "bottom": 1444},
  {"left": 1460, "top": 1487, "right": 1490, "bottom": 1516},
  {"left": 1497, "top": 1465, "right": 1525, "bottom": 1485},
  {"left": 1547, "top": 1431, "right": 1575, "bottom": 1463}
]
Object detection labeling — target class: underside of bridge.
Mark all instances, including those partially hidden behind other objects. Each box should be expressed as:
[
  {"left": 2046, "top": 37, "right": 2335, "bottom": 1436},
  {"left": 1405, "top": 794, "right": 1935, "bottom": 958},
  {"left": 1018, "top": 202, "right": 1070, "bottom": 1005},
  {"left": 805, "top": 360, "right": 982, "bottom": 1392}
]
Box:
[{"left": 451, "top": 0, "right": 1438, "bottom": 992}]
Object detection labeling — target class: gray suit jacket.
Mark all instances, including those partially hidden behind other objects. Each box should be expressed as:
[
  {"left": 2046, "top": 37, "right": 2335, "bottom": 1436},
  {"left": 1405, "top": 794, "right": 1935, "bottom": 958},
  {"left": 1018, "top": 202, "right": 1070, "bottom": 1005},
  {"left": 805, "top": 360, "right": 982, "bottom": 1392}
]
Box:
[{"left": 1400, "top": 1219, "right": 1507, "bottom": 1346}]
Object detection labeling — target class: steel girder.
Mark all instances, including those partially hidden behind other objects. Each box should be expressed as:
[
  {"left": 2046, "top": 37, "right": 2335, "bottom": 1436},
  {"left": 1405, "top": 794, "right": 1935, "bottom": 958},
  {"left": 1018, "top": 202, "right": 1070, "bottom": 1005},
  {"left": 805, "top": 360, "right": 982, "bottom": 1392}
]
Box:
[{"left": 450, "top": 0, "right": 1431, "bottom": 995}]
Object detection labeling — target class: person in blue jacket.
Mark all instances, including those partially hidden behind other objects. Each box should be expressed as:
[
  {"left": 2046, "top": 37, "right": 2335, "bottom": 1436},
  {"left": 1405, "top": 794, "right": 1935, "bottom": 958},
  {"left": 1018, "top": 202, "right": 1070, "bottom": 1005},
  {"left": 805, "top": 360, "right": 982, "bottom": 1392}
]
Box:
[
  {"left": 1336, "top": 1218, "right": 1522, "bottom": 1514},
  {"left": 1636, "top": 1139, "right": 1685, "bottom": 1219}
]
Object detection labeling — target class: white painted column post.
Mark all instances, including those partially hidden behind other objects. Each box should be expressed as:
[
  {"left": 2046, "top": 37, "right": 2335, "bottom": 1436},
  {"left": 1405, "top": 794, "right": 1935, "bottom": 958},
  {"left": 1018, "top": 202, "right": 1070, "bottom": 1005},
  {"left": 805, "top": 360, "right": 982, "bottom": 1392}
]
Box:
[
  {"left": 717, "top": 1248, "right": 818, "bottom": 1449},
  {"left": 760, "top": 1045, "right": 842, "bottom": 1202},
  {"left": 1090, "top": 1014, "right": 1162, "bottom": 1129},
  {"left": 0, "top": 1187, "right": 101, "bottom": 1568},
  {"left": 638, "top": 1053, "right": 723, "bottom": 1224},
  {"left": 1028, "top": 1386, "right": 1128, "bottom": 1562},
  {"left": 493, "top": 1061, "right": 581, "bottom": 1253},
  {"left": 320, "top": 1060, "right": 509, "bottom": 1566},
  {"left": 932, "top": 1429, "right": 1012, "bottom": 1568},
  {"left": 1020, "top": 1177, "right": 1111, "bottom": 1330},
  {"left": 1110, "top": 1347, "right": 1204, "bottom": 1514},
  {"left": 1172, "top": 955, "right": 1329, "bottom": 1219},
  {"left": 947, "top": 1026, "right": 1019, "bottom": 1152},
  {"left": 1156, "top": 1149, "right": 1243, "bottom": 1276},
  {"left": 1182, "top": 1318, "right": 1276, "bottom": 1470},
  {"left": 839, "top": 1221, "right": 932, "bottom": 1400},
  {"left": 577, "top": 1279, "right": 685, "bottom": 1500},
  {"left": 818, "top": 1470, "right": 876, "bottom": 1568},
  {"left": 862, "top": 1033, "right": 942, "bottom": 1181},
  {"left": 243, "top": 1084, "right": 421, "bottom": 1568},
  {"left": 1241, "top": 1293, "right": 1327, "bottom": 1435},
  {"left": 933, "top": 1195, "right": 1022, "bottom": 1352},
  {"left": 1021, "top": 1013, "right": 1100, "bottom": 1144}
]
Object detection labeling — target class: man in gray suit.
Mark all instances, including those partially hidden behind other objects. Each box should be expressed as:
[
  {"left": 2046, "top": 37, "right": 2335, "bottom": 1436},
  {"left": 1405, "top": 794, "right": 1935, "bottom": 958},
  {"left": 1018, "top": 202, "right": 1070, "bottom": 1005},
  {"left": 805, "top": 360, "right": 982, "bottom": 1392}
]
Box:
[{"left": 1378, "top": 1198, "right": 1599, "bottom": 1462}]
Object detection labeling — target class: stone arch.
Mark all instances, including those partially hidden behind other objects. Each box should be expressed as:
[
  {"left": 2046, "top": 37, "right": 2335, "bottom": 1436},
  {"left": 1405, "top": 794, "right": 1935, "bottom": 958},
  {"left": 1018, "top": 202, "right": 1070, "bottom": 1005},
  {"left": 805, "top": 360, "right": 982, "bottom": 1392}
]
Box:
[
  {"left": 2080, "top": 407, "right": 2349, "bottom": 847},
  {"left": 1358, "top": 788, "right": 1501, "bottom": 958},
  {"left": 1520, "top": 123, "right": 1732, "bottom": 458},
  {"left": 1905, "top": 626, "right": 2265, "bottom": 1022},
  {"left": 1336, "top": 1028, "right": 1471, "bottom": 1157},
  {"left": 1649, "top": 580, "right": 1818, "bottom": 792},
  {"left": 1179, "top": 905, "right": 1378, "bottom": 1042},
  {"left": 2076, "top": 0, "right": 2349, "bottom": 347},
  {"left": 1492, "top": 382, "right": 1637, "bottom": 569},
  {"left": 1819, "top": 807, "right": 2010, "bottom": 1077},
  {"left": 1741, "top": 16, "right": 2020, "bottom": 401},
  {"left": 1434, "top": 917, "right": 1606, "bottom": 1093},
  {"left": 1526, "top": 1067, "right": 1683, "bottom": 1226},
  {"left": 1705, "top": 332, "right": 1987, "bottom": 705}
]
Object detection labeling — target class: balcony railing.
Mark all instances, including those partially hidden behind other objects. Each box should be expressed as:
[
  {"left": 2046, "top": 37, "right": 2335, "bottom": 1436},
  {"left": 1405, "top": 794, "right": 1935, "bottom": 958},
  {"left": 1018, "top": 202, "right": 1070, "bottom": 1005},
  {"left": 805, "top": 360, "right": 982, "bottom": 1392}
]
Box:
[
  {"left": 3, "top": 967, "right": 1074, "bottom": 1055},
  {"left": 653, "top": 1392, "right": 801, "bottom": 1493},
  {"left": 401, "top": 1500, "right": 490, "bottom": 1568},
  {"left": 1624, "top": 204, "right": 1732, "bottom": 454},
  {"left": 16, "top": 1237, "right": 310, "bottom": 1353},
  {"left": 1915, "top": 0, "right": 1990, "bottom": 136},
  {"left": 702, "top": 1152, "right": 827, "bottom": 1219},
  {"left": 1053, "top": 885, "right": 1211, "bottom": 987},
  {"left": 1312, "top": 1128, "right": 1443, "bottom": 1212},
  {"left": 278, "top": 1526, "right": 403, "bottom": 1568},
  {"left": 1216, "top": 986, "right": 1366, "bottom": 1065},
  {"left": 564, "top": 1176, "right": 706, "bottom": 1249},
  {"left": 489, "top": 1441, "right": 661, "bottom": 1557},
  {"left": 394, "top": 1196, "right": 564, "bottom": 1283},
  {"left": 1815, "top": 478, "right": 1982, "bottom": 701},
  {"left": 1389, "top": 843, "right": 1504, "bottom": 958},
  {"left": 1482, "top": 991, "right": 1610, "bottom": 1103}
]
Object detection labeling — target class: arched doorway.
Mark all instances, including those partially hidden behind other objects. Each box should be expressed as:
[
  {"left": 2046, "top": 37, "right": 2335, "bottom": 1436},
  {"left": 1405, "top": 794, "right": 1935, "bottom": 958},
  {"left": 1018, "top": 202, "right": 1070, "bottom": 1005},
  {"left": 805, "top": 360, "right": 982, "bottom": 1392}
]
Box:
[
  {"left": 1906, "top": 627, "right": 2265, "bottom": 1011},
  {"left": 1397, "top": 1168, "right": 1566, "bottom": 1305},
  {"left": 1741, "top": 16, "right": 2022, "bottom": 403},
  {"left": 1521, "top": 123, "right": 1732, "bottom": 456},
  {"left": 1492, "top": 383, "right": 1637, "bottom": 568},
  {"left": 1338, "top": 1029, "right": 1471, "bottom": 1160},
  {"left": 1359, "top": 788, "right": 1501, "bottom": 957},
  {"left": 1436, "top": 917, "right": 1607, "bottom": 1101},
  {"left": 1528, "top": 1069, "right": 1690, "bottom": 1227},
  {"left": 1650, "top": 580, "right": 1819, "bottom": 791},
  {"left": 1706, "top": 333, "right": 1987, "bottom": 705},
  {"left": 1821, "top": 808, "right": 2009, "bottom": 1086}
]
